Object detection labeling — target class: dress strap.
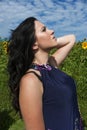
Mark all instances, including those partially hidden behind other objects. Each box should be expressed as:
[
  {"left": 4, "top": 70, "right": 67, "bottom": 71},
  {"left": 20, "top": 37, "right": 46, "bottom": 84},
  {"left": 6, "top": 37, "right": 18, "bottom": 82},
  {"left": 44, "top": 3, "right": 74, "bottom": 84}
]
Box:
[{"left": 25, "top": 71, "right": 42, "bottom": 82}]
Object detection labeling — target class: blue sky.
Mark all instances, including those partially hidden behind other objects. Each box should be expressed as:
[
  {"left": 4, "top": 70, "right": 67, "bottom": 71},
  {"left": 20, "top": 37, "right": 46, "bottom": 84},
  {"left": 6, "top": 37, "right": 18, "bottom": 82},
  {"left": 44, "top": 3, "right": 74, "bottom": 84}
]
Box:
[{"left": 0, "top": 0, "right": 87, "bottom": 41}]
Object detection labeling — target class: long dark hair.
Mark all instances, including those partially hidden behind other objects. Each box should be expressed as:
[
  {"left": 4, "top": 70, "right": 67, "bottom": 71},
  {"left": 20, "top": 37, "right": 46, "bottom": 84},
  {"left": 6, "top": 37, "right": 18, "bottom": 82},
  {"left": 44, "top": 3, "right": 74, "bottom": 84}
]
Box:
[{"left": 7, "top": 17, "right": 37, "bottom": 114}]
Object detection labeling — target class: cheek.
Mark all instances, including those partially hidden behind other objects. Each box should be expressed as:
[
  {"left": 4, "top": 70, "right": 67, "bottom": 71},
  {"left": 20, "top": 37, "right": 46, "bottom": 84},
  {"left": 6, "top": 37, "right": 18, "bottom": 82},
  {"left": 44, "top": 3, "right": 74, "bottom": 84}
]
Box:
[
  {"left": 37, "top": 35, "right": 51, "bottom": 47},
  {"left": 38, "top": 39, "right": 51, "bottom": 49}
]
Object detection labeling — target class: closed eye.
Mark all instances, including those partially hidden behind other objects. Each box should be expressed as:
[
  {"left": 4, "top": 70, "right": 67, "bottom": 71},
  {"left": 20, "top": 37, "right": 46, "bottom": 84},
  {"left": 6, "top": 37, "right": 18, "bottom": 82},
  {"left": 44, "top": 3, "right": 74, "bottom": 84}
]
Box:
[{"left": 41, "top": 26, "right": 46, "bottom": 32}]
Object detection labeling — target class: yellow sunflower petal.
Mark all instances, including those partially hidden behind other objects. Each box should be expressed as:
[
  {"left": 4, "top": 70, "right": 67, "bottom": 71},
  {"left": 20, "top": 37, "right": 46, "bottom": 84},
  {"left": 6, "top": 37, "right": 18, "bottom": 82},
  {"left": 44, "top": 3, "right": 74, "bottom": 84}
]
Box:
[{"left": 82, "top": 41, "right": 87, "bottom": 49}]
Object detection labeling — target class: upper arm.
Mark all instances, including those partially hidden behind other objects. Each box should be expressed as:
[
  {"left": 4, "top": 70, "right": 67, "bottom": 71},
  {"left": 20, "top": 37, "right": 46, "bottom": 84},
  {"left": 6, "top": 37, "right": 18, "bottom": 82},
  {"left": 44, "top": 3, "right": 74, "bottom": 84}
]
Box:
[
  {"left": 19, "top": 74, "right": 45, "bottom": 130},
  {"left": 50, "top": 34, "right": 76, "bottom": 67}
]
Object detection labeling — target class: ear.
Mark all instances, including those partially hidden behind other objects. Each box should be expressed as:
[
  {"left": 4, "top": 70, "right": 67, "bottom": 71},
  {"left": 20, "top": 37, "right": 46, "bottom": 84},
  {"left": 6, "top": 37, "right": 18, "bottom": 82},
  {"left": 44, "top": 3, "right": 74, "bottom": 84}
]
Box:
[{"left": 32, "top": 42, "right": 38, "bottom": 50}]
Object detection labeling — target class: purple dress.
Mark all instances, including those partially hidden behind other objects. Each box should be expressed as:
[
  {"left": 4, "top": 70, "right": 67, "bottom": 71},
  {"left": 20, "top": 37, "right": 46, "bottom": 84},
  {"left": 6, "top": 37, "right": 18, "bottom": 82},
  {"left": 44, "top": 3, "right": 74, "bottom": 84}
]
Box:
[{"left": 29, "top": 64, "right": 84, "bottom": 130}]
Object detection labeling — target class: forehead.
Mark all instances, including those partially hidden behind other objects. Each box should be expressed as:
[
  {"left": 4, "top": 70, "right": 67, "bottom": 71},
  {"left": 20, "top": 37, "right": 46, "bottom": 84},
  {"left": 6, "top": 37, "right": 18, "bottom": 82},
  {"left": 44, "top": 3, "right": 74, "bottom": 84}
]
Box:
[{"left": 35, "top": 20, "right": 44, "bottom": 31}]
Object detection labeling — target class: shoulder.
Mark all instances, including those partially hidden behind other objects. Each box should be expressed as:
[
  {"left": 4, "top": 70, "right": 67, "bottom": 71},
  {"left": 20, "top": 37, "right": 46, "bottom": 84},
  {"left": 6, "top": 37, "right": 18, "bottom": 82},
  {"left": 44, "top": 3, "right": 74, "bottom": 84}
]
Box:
[
  {"left": 21, "top": 68, "right": 41, "bottom": 82},
  {"left": 19, "top": 69, "right": 43, "bottom": 95},
  {"left": 20, "top": 71, "right": 38, "bottom": 84}
]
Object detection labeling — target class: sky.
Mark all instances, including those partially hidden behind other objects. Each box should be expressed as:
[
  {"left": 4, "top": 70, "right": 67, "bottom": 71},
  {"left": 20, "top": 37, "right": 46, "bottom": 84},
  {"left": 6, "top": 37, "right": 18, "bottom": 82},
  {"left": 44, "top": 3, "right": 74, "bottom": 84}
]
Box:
[{"left": 0, "top": 0, "right": 87, "bottom": 41}]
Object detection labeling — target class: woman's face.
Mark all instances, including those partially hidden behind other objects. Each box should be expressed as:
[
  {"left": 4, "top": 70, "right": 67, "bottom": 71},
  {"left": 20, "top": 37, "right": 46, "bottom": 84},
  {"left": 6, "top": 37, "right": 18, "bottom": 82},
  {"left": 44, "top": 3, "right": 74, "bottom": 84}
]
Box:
[{"left": 34, "top": 20, "right": 57, "bottom": 50}]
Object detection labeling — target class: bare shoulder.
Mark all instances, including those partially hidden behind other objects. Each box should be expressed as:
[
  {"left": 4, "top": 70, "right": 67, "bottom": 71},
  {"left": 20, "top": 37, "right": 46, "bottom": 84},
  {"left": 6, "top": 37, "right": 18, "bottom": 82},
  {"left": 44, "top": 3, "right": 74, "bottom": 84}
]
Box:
[
  {"left": 20, "top": 69, "right": 42, "bottom": 92},
  {"left": 19, "top": 69, "right": 43, "bottom": 95},
  {"left": 20, "top": 70, "right": 39, "bottom": 84}
]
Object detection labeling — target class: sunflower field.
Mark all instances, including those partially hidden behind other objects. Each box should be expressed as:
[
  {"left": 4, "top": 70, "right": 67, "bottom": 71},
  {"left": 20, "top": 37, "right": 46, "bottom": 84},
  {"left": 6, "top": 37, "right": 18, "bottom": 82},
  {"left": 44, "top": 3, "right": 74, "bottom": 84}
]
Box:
[{"left": 0, "top": 37, "right": 87, "bottom": 130}]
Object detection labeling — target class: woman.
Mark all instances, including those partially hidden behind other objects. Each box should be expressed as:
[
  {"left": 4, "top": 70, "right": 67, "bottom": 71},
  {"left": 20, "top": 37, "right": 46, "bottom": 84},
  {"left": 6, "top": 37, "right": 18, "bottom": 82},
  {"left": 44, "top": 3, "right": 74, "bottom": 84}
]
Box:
[{"left": 8, "top": 17, "right": 84, "bottom": 130}]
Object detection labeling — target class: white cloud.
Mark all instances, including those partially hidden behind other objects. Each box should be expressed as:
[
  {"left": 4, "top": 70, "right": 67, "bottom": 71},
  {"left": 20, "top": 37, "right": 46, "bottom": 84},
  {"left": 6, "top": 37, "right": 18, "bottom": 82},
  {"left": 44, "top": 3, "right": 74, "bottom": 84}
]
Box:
[
  {"left": 0, "top": 18, "right": 4, "bottom": 22},
  {"left": 0, "top": 0, "right": 87, "bottom": 41}
]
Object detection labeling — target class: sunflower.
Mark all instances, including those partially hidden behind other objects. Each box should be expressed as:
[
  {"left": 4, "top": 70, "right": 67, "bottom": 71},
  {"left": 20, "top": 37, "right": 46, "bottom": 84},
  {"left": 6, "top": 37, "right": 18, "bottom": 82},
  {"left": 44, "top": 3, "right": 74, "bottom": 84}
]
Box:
[{"left": 82, "top": 41, "right": 87, "bottom": 49}]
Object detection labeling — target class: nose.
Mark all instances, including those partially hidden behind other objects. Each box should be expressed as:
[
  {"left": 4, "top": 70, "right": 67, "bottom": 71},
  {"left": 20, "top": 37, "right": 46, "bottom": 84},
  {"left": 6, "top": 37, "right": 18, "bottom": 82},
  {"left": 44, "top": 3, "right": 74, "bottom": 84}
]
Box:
[{"left": 50, "top": 29, "right": 54, "bottom": 35}]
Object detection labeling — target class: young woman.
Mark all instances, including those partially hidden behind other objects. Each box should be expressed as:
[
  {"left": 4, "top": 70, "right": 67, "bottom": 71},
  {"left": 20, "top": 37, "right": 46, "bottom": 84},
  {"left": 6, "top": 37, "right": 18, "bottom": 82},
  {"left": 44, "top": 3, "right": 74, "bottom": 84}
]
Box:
[{"left": 8, "top": 17, "right": 84, "bottom": 130}]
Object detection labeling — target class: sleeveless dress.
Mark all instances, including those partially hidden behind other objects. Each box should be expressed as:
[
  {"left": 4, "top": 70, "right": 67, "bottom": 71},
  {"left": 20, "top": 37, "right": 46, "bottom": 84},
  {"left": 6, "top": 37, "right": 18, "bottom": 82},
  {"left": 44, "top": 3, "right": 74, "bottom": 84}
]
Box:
[{"left": 28, "top": 63, "right": 84, "bottom": 130}]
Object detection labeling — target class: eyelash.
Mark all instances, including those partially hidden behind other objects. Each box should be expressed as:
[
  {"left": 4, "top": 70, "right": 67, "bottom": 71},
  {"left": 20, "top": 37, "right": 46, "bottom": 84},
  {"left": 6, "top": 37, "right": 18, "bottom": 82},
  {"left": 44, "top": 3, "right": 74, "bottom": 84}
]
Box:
[{"left": 42, "top": 27, "right": 46, "bottom": 32}]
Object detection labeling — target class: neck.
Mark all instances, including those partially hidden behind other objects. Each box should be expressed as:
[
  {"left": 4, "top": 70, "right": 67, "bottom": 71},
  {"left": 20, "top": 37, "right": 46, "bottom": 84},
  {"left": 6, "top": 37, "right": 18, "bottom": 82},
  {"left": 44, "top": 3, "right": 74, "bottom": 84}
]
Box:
[{"left": 33, "top": 50, "right": 49, "bottom": 65}]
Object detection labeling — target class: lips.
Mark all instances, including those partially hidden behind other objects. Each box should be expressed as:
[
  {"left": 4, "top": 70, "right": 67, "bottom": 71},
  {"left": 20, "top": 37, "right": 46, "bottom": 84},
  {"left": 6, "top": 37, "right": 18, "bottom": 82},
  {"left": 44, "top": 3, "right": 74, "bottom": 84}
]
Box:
[{"left": 52, "top": 36, "right": 57, "bottom": 40}]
